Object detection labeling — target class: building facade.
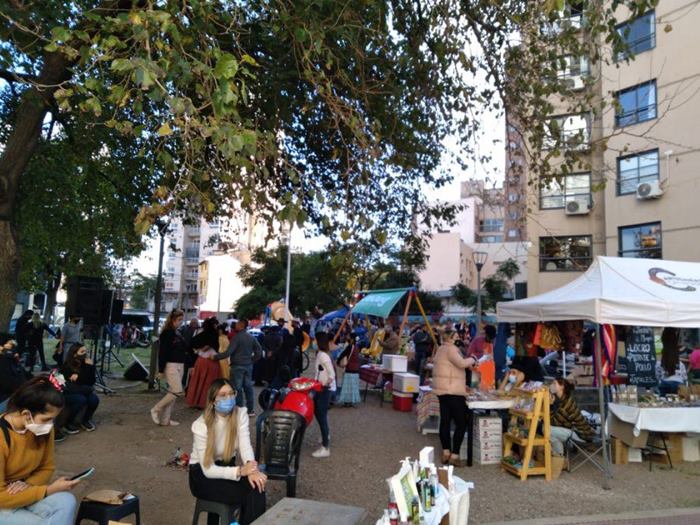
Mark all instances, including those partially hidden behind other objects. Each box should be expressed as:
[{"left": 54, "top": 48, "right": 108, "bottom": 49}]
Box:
[{"left": 523, "top": 1, "right": 700, "bottom": 296}]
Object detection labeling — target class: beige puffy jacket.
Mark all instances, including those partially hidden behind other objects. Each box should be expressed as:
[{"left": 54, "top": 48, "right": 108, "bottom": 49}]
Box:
[{"left": 432, "top": 343, "right": 474, "bottom": 396}]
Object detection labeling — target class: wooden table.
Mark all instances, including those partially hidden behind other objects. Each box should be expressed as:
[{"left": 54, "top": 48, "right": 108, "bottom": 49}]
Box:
[
  {"left": 359, "top": 365, "right": 394, "bottom": 407},
  {"left": 252, "top": 497, "right": 366, "bottom": 525}
]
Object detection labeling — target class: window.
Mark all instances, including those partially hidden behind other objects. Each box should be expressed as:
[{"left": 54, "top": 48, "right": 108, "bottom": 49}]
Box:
[
  {"left": 481, "top": 235, "right": 503, "bottom": 243},
  {"left": 619, "top": 222, "right": 662, "bottom": 259},
  {"left": 508, "top": 229, "right": 519, "bottom": 239},
  {"left": 617, "top": 150, "right": 659, "bottom": 195},
  {"left": 508, "top": 193, "right": 520, "bottom": 203},
  {"left": 539, "top": 235, "right": 592, "bottom": 271},
  {"left": 557, "top": 55, "right": 590, "bottom": 87},
  {"left": 480, "top": 218, "right": 504, "bottom": 233},
  {"left": 617, "top": 11, "right": 655, "bottom": 59},
  {"left": 508, "top": 211, "right": 519, "bottom": 221},
  {"left": 615, "top": 81, "right": 656, "bottom": 127},
  {"left": 540, "top": 173, "right": 591, "bottom": 209},
  {"left": 544, "top": 114, "right": 591, "bottom": 150}
]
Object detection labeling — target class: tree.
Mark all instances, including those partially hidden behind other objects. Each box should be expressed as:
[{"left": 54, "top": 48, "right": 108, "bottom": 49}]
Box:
[
  {"left": 0, "top": 1, "right": 655, "bottom": 328},
  {"left": 452, "top": 258, "right": 521, "bottom": 312},
  {"left": 128, "top": 272, "right": 158, "bottom": 310}
]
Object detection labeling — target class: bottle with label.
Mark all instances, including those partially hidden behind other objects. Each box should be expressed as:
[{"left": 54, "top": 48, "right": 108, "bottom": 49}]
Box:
[{"left": 411, "top": 496, "right": 420, "bottom": 525}]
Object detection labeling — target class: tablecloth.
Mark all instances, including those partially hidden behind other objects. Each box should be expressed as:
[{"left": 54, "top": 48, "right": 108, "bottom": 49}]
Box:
[
  {"left": 359, "top": 365, "right": 384, "bottom": 387},
  {"left": 466, "top": 398, "right": 515, "bottom": 410},
  {"left": 608, "top": 403, "right": 700, "bottom": 437},
  {"left": 416, "top": 390, "right": 440, "bottom": 432}
]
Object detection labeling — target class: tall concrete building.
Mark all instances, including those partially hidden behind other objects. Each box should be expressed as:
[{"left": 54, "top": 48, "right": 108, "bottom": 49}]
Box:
[
  {"left": 163, "top": 213, "right": 275, "bottom": 314},
  {"left": 523, "top": 1, "right": 700, "bottom": 296}
]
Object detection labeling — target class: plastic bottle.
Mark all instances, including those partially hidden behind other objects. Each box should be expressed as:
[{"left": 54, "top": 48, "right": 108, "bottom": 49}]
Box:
[{"left": 411, "top": 496, "right": 420, "bottom": 525}]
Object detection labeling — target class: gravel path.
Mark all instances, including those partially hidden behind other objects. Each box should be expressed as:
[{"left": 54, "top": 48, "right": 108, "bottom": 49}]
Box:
[{"left": 54, "top": 380, "right": 700, "bottom": 524}]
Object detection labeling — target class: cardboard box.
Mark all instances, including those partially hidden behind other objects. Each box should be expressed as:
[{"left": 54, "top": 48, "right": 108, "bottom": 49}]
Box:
[
  {"left": 393, "top": 372, "right": 420, "bottom": 393},
  {"left": 628, "top": 447, "right": 643, "bottom": 463},
  {"left": 474, "top": 416, "right": 501, "bottom": 430},
  {"left": 382, "top": 354, "right": 408, "bottom": 373},
  {"left": 473, "top": 438, "right": 502, "bottom": 452},
  {"left": 474, "top": 427, "right": 502, "bottom": 441},
  {"left": 474, "top": 448, "right": 502, "bottom": 465},
  {"left": 608, "top": 411, "right": 649, "bottom": 448},
  {"left": 611, "top": 437, "right": 628, "bottom": 465},
  {"left": 682, "top": 436, "right": 700, "bottom": 462}
]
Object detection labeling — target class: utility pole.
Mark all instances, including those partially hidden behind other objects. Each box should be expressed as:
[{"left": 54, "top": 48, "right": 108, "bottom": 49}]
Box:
[{"left": 148, "top": 220, "right": 168, "bottom": 390}]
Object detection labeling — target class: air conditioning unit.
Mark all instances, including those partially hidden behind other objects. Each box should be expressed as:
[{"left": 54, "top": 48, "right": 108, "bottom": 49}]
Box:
[
  {"left": 567, "top": 76, "right": 585, "bottom": 90},
  {"left": 565, "top": 198, "right": 590, "bottom": 215},
  {"left": 636, "top": 180, "right": 664, "bottom": 199}
]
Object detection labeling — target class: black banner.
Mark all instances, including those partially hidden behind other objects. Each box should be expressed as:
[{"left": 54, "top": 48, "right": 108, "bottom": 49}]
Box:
[{"left": 625, "top": 326, "right": 657, "bottom": 387}]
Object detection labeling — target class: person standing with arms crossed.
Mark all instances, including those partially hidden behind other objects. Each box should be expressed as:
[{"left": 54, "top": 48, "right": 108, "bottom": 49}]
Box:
[{"left": 213, "top": 319, "right": 262, "bottom": 417}]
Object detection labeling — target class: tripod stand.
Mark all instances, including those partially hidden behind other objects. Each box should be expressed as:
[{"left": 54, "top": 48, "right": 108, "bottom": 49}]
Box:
[{"left": 87, "top": 328, "right": 115, "bottom": 395}]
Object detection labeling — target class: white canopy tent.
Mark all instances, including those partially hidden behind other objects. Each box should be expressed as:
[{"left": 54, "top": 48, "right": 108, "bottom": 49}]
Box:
[{"left": 496, "top": 256, "right": 700, "bottom": 488}]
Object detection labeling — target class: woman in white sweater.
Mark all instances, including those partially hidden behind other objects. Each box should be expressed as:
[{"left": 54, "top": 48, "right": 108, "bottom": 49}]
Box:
[
  {"left": 189, "top": 378, "right": 266, "bottom": 524},
  {"left": 312, "top": 332, "right": 336, "bottom": 458}
]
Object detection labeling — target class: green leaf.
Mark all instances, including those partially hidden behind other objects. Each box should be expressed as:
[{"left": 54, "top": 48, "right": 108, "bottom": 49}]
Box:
[
  {"left": 51, "top": 27, "right": 72, "bottom": 42},
  {"left": 214, "top": 54, "right": 239, "bottom": 79},
  {"left": 157, "top": 123, "right": 172, "bottom": 136}
]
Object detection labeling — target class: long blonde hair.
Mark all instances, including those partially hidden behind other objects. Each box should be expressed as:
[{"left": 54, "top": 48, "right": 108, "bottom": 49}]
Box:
[
  {"left": 161, "top": 309, "right": 184, "bottom": 334},
  {"left": 32, "top": 313, "right": 42, "bottom": 329},
  {"left": 202, "top": 378, "right": 239, "bottom": 468}
]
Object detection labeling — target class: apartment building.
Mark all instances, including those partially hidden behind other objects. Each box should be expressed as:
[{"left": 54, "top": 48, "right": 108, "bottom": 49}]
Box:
[
  {"left": 524, "top": 1, "right": 700, "bottom": 296},
  {"left": 163, "top": 212, "right": 275, "bottom": 313}
]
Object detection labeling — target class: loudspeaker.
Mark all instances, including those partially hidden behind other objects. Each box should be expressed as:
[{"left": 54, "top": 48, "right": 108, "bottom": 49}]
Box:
[
  {"left": 66, "top": 277, "right": 103, "bottom": 324},
  {"left": 123, "top": 354, "right": 149, "bottom": 381},
  {"left": 99, "top": 292, "right": 124, "bottom": 324}
]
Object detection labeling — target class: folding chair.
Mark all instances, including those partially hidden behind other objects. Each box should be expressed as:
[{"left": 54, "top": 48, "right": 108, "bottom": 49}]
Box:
[{"left": 565, "top": 420, "right": 611, "bottom": 475}]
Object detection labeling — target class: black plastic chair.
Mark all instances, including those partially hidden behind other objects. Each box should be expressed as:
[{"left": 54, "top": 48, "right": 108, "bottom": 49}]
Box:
[
  {"left": 191, "top": 498, "right": 239, "bottom": 525},
  {"left": 255, "top": 410, "right": 306, "bottom": 497}
]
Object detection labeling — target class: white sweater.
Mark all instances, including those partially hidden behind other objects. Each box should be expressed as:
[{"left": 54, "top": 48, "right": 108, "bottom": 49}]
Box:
[
  {"left": 190, "top": 409, "right": 255, "bottom": 481},
  {"left": 316, "top": 351, "right": 336, "bottom": 391}
]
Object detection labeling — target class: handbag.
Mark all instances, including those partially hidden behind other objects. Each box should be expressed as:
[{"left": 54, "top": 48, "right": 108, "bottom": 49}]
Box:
[{"left": 337, "top": 345, "right": 354, "bottom": 368}]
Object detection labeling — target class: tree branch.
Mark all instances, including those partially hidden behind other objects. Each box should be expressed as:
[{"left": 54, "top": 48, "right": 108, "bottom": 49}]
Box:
[{"left": 0, "top": 69, "right": 36, "bottom": 84}]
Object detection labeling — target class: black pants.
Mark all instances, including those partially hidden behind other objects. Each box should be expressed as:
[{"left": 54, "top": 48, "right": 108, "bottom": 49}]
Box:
[
  {"left": 189, "top": 464, "right": 266, "bottom": 525},
  {"left": 27, "top": 341, "right": 48, "bottom": 369},
  {"left": 438, "top": 394, "right": 467, "bottom": 454}
]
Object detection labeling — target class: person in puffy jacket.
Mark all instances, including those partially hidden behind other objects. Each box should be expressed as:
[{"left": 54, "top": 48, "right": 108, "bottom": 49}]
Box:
[{"left": 432, "top": 329, "right": 476, "bottom": 466}]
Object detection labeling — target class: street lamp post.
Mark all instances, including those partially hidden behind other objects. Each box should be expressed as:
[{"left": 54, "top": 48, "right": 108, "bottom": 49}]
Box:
[
  {"left": 472, "top": 251, "right": 488, "bottom": 332},
  {"left": 148, "top": 219, "right": 169, "bottom": 390},
  {"left": 284, "top": 223, "right": 292, "bottom": 322}
]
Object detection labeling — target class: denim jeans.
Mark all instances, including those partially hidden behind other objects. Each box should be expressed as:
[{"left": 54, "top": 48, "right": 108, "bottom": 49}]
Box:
[
  {"left": 550, "top": 426, "right": 579, "bottom": 456},
  {"left": 0, "top": 492, "right": 77, "bottom": 525},
  {"left": 232, "top": 364, "right": 255, "bottom": 412},
  {"left": 63, "top": 391, "right": 100, "bottom": 424},
  {"left": 314, "top": 387, "right": 331, "bottom": 448}
]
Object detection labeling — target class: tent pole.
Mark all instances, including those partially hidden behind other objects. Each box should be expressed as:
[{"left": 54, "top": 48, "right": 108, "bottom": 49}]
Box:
[
  {"left": 332, "top": 306, "right": 355, "bottom": 345},
  {"left": 397, "top": 291, "right": 414, "bottom": 341},
  {"left": 414, "top": 293, "right": 439, "bottom": 348},
  {"left": 595, "top": 324, "right": 612, "bottom": 490}
]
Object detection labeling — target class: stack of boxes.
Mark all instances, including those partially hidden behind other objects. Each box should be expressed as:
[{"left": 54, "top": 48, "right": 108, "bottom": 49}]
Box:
[
  {"left": 382, "top": 355, "right": 420, "bottom": 412},
  {"left": 473, "top": 416, "right": 503, "bottom": 465}
]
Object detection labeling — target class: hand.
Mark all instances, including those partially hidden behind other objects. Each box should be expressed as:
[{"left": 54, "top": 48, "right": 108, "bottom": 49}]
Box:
[
  {"left": 240, "top": 461, "right": 258, "bottom": 477},
  {"left": 157, "top": 372, "right": 164, "bottom": 380},
  {"left": 84, "top": 358, "right": 94, "bottom": 365},
  {"left": 47, "top": 477, "right": 81, "bottom": 496},
  {"left": 248, "top": 471, "right": 267, "bottom": 492},
  {"left": 5, "top": 480, "right": 30, "bottom": 495},
  {"left": 70, "top": 374, "right": 79, "bottom": 382}
]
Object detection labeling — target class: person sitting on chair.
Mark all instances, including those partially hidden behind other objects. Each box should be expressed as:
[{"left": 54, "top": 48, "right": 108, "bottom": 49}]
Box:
[
  {"left": 189, "top": 378, "right": 266, "bottom": 525},
  {"left": 60, "top": 344, "right": 99, "bottom": 434},
  {"left": 498, "top": 367, "right": 525, "bottom": 393},
  {"left": 0, "top": 376, "right": 82, "bottom": 524},
  {"left": 549, "top": 378, "right": 594, "bottom": 457}
]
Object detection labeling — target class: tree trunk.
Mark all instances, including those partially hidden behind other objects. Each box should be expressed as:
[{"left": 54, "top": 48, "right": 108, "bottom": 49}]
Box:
[
  {"left": 0, "top": 221, "right": 19, "bottom": 332},
  {"left": 0, "top": 51, "right": 72, "bottom": 331}
]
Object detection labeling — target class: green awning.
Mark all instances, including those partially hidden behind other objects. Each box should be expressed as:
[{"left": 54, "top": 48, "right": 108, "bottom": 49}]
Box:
[{"left": 351, "top": 288, "right": 411, "bottom": 318}]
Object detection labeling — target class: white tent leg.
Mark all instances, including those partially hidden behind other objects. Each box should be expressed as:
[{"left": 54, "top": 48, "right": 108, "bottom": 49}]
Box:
[{"left": 595, "top": 324, "right": 612, "bottom": 490}]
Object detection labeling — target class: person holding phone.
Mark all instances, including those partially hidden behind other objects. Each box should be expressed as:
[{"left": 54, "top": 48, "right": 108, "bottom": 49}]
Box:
[
  {"left": 0, "top": 376, "right": 81, "bottom": 524},
  {"left": 189, "top": 378, "right": 266, "bottom": 525},
  {"left": 311, "top": 332, "right": 336, "bottom": 458}
]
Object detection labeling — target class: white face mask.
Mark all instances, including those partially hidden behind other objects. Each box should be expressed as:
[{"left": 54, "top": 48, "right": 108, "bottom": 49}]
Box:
[
  {"left": 25, "top": 413, "right": 54, "bottom": 436},
  {"left": 508, "top": 374, "right": 517, "bottom": 384}
]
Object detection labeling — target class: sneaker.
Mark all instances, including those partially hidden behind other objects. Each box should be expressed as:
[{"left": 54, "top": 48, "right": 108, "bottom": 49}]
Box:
[
  {"left": 312, "top": 446, "right": 330, "bottom": 458},
  {"left": 81, "top": 420, "right": 96, "bottom": 432},
  {"left": 64, "top": 425, "right": 80, "bottom": 435},
  {"left": 166, "top": 420, "right": 180, "bottom": 426},
  {"left": 150, "top": 408, "right": 161, "bottom": 425},
  {"left": 54, "top": 430, "right": 66, "bottom": 443},
  {"left": 248, "top": 411, "right": 256, "bottom": 417}
]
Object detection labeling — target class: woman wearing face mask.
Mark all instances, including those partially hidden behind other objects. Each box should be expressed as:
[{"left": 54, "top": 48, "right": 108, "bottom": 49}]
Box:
[
  {"left": 189, "top": 379, "right": 266, "bottom": 524},
  {"left": 60, "top": 344, "right": 99, "bottom": 435},
  {"left": 498, "top": 367, "right": 525, "bottom": 393},
  {"left": 0, "top": 376, "right": 81, "bottom": 523},
  {"left": 549, "top": 377, "right": 594, "bottom": 456}
]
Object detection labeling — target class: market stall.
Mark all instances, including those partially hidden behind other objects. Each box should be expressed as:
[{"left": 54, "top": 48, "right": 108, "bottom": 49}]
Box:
[{"left": 497, "top": 255, "right": 700, "bottom": 488}]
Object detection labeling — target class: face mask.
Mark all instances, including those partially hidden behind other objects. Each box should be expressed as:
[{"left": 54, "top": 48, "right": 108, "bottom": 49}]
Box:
[
  {"left": 215, "top": 396, "right": 236, "bottom": 414},
  {"left": 508, "top": 374, "right": 517, "bottom": 384},
  {"left": 26, "top": 413, "right": 54, "bottom": 436}
]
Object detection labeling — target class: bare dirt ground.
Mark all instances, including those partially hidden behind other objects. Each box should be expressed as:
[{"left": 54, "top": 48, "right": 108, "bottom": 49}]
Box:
[{"left": 55, "top": 378, "right": 700, "bottom": 525}]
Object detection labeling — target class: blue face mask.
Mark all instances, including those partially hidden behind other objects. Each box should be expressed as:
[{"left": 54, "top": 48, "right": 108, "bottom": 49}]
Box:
[{"left": 215, "top": 396, "right": 236, "bottom": 414}]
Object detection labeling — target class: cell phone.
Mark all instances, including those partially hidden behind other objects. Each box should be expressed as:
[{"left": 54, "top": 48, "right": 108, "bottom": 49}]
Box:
[{"left": 69, "top": 467, "right": 95, "bottom": 481}]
